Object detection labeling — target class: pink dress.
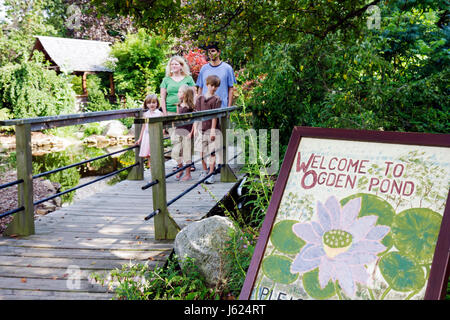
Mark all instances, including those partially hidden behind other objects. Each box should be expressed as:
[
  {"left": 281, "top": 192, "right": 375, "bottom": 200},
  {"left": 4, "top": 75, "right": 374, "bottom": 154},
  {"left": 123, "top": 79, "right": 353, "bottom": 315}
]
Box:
[{"left": 139, "top": 109, "right": 163, "bottom": 157}]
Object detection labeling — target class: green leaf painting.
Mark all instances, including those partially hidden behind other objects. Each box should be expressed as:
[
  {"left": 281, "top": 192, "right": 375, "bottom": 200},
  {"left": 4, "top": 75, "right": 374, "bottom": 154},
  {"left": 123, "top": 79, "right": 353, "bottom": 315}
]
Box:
[
  {"left": 392, "top": 208, "right": 442, "bottom": 264},
  {"left": 262, "top": 255, "right": 298, "bottom": 284},
  {"left": 270, "top": 220, "right": 305, "bottom": 254},
  {"left": 379, "top": 252, "right": 426, "bottom": 292},
  {"left": 302, "top": 268, "right": 336, "bottom": 300},
  {"left": 259, "top": 192, "right": 444, "bottom": 300}
]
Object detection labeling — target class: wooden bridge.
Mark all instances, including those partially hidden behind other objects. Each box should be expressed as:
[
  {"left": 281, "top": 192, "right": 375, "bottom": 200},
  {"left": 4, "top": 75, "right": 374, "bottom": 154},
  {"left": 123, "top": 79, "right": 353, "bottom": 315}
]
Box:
[{"left": 0, "top": 107, "right": 242, "bottom": 299}]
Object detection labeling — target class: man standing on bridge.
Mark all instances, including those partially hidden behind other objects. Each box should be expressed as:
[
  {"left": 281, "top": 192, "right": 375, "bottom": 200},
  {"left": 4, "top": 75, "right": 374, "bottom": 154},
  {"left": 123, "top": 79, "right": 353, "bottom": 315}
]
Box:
[{"left": 196, "top": 43, "right": 237, "bottom": 108}]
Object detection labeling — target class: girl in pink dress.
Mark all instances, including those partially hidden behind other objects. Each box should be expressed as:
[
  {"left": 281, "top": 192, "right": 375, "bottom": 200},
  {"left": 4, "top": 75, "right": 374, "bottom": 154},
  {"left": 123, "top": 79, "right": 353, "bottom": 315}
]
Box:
[{"left": 135, "top": 94, "right": 163, "bottom": 168}]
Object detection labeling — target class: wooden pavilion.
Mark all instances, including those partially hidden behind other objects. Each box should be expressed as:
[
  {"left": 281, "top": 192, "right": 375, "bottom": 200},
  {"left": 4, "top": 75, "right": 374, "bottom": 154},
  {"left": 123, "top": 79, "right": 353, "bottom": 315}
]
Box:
[{"left": 32, "top": 35, "right": 115, "bottom": 99}]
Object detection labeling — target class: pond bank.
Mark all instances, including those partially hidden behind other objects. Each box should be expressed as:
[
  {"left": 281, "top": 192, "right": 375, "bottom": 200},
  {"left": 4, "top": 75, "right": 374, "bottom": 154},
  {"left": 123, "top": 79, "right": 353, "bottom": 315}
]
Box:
[
  {"left": 0, "top": 170, "right": 62, "bottom": 235},
  {"left": 0, "top": 169, "right": 117, "bottom": 235}
]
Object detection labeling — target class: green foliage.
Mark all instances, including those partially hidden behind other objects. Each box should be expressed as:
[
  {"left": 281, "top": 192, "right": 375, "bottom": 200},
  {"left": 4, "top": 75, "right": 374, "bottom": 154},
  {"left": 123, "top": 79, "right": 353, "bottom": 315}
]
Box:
[
  {"left": 0, "top": 0, "right": 65, "bottom": 65},
  {"left": 230, "top": 103, "right": 276, "bottom": 228},
  {"left": 221, "top": 227, "right": 255, "bottom": 298},
  {"left": 92, "top": 256, "right": 219, "bottom": 300},
  {"left": 0, "top": 107, "right": 13, "bottom": 132},
  {"left": 72, "top": 74, "right": 119, "bottom": 112},
  {"left": 109, "top": 29, "right": 171, "bottom": 100},
  {"left": 82, "top": 123, "right": 102, "bottom": 138},
  {"left": 85, "top": 75, "right": 117, "bottom": 112},
  {"left": 240, "top": 3, "right": 449, "bottom": 149},
  {"left": 108, "top": 149, "right": 137, "bottom": 184},
  {"left": 32, "top": 146, "right": 83, "bottom": 203},
  {"left": 0, "top": 52, "right": 76, "bottom": 118},
  {"left": 94, "top": 0, "right": 377, "bottom": 65}
]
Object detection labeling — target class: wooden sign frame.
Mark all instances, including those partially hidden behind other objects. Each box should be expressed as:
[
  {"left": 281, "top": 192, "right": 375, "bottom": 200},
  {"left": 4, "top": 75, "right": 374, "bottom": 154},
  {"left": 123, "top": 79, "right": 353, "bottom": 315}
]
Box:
[{"left": 240, "top": 127, "right": 450, "bottom": 300}]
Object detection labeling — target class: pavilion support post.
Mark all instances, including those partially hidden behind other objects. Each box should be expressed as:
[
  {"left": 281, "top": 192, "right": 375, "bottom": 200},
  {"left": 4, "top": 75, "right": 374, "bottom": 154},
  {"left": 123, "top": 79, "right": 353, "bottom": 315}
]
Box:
[
  {"left": 220, "top": 115, "right": 237, "bottom": 182},
  {"left": 128, "top": 110, "right": 144, "bottom": 180},
  {"left": 5, "top": 124, "right": 35, "bottom": 236},
  {"left": 81, "top": 72, "right": 87, "bottom": 96},
  {"left": 109, "top": 73, "right": 115, "bottom": 96},
  {"left": 148, "top": 121, "right": 180, "bottom": 240}
]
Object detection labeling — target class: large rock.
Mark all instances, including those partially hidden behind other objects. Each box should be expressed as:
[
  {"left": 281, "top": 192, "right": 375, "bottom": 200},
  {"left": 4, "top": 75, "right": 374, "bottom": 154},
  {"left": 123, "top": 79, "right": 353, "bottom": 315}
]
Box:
[
  {"left": 102, "top": 120, "right": 127, "bottom": 138},
  {"left": 174, "top": 215, "right": 238, "bottom": 287}
]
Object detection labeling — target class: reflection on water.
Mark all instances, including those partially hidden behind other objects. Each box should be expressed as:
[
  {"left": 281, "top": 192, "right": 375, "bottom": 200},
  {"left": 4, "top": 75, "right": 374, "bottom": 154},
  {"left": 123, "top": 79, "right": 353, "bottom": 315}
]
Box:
[{"left": 29, "top": 143, "right": 136, "bottom": 203}]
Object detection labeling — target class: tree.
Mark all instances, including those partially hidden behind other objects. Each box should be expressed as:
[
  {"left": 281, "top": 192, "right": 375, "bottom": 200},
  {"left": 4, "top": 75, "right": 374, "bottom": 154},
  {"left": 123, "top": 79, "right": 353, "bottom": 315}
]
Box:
[
  {"left": 93, "top": 0, "right": 384, "bottom": 64},
  {"left": 62, "top": 0, "right": 136, "bottom": 42},
  {"left": 0, "top": 0, "right": 65, "bottom": 65},
  {"left": 244, "top": 1, "right": 449, "bottom": 149}
]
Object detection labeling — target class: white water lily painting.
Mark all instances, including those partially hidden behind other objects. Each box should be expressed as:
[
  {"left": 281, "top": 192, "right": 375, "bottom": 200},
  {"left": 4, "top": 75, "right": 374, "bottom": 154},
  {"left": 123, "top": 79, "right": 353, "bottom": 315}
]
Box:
[
  {"left": 251, "top": 137, "right": 450, "bottom": 300},
  {"left": 290, "top": 196, "right": 390, "bottom": 298}
]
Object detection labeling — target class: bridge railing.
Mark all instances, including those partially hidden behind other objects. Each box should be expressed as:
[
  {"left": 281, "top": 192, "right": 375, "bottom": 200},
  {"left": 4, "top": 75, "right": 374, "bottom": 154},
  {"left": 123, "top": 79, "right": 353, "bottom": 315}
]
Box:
[
  {"left": 0, "top": 106, "right": 239, "bottom": 239},
  {"left": 0, "top": 109, "right": 143, "bottom": 236},
  {"left": 134, "top": 106, "right": 239, "bottom": 240}
]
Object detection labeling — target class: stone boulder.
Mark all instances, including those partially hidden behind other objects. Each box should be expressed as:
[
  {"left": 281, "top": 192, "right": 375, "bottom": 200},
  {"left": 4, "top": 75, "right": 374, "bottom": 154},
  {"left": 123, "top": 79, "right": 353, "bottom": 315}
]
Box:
[
  {"left": 174, "top": 215, "right": 238, "bottom": 287},
  {"left": 102, "top": 120, "right": 127, "bottom": 138}
]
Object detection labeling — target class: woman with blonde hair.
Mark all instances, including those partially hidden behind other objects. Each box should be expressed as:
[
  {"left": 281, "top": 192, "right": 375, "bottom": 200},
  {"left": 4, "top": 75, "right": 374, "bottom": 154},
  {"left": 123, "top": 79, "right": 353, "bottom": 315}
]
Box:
[{"left": 160, "top": 56, "right": 195, "bottom": 116}]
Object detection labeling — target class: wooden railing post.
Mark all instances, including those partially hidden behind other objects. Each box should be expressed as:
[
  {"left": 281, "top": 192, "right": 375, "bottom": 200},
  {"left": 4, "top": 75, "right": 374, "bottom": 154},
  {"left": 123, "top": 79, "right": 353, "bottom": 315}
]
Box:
[
  {"left": 5, "top": 124, "right": 35, "bottom": 236},
  {"left": 220, "top": 114, "right": 238, "bottom": 183},
  {"left": 148, "top": 121, "right": 180, "bottom": 240},
  {"left": 128, "top": 111, "right": 144, "bottom": 180}
]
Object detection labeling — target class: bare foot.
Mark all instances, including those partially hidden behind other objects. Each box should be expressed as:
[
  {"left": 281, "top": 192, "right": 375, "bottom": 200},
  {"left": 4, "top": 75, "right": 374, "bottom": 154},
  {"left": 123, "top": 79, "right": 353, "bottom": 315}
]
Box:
[{"left": 181, "top": 175, "right": 192, "bottom": 181}]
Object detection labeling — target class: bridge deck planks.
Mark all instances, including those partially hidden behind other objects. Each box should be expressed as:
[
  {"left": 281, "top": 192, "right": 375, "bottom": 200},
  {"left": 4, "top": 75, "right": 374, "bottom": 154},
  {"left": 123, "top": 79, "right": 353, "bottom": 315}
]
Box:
[{"left": 0, "top": 161, "right": 241, "bottom": 300}]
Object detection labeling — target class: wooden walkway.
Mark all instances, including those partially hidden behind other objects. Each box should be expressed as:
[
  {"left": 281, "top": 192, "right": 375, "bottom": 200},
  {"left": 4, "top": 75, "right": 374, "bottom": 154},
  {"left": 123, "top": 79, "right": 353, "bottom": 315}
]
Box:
[{"left": 0, "top": 160, "right": 241, "bottom": 300}]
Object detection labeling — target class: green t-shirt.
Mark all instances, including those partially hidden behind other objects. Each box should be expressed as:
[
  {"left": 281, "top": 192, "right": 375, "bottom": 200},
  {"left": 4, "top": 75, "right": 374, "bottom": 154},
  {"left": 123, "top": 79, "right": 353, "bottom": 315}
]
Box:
[{"left": 160, "top": 76, "right": 195, "bottom": 113}]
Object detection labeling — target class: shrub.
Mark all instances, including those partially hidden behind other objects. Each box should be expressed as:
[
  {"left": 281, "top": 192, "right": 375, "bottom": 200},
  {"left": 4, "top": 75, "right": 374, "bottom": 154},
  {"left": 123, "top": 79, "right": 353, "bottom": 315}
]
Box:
[
  {"left": 32, "top": 146, "right": 83, "bottom": 203},
  {"left": 183, "top": 48, "right": 207, "bottom": 82},
  {"left": 84, "top": 74, "right": 117, "bottom": 112},
  {"left": 82, "top": 123, "right": 103, "bottom": 137},
  {"left": 108, "top": 29, "right": 171, "bottom": 100},
  {"left": 91, "top": 255, "right": 219, "bottom": 300},
  {"left": 0, "top": 52, "right": 76, "bottom": 119}
]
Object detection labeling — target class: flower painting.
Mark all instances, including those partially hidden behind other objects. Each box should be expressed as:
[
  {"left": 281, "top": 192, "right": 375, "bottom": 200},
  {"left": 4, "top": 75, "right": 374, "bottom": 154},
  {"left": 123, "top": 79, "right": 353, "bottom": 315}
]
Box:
[
  {"left": 250, "top": 137, "right": 449, "bottom": 300},
  {"left": 290, "top": 196, "right": 389, "bottom": 298}
]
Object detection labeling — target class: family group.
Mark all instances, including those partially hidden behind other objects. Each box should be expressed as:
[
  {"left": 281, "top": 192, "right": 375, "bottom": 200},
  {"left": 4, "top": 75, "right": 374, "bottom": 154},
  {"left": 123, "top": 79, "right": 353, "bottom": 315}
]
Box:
[{"left": 135, "top": 43, "right": 236, "bottom": 185}]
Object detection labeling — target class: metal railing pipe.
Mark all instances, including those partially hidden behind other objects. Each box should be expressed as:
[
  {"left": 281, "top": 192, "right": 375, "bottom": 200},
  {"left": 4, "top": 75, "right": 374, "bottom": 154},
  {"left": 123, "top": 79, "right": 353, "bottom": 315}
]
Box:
[
  {"left": 34, "top": 162, "right": 140, "bottom": 205},
  {"left": 33, "top": 145, "right": 137, "bottom": 179},
  {"left": 0, "top": 179, "right": 24, "bottom": 190},
  {"left": 0, "top": 206, "right": 25, "bottom": 219}
]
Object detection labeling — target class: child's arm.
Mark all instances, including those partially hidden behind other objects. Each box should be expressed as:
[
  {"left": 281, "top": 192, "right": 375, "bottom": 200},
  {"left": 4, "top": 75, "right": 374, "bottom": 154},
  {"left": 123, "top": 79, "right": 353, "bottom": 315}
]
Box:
[
  {"left": 193, "top": 97, "right": 201, "bottom": 137},
  {"left": 192, "top": 122, "right": 197, "bottom": 137},
  {"left": 210, "top": 97, "right": 221, "bottom": 141},
  {"left": 135, "top": 123, "right": 146, "bottom": 145},
  {"left": 210, "top": 118, "right": 217, "bottom": 141},
  {"left": 188, "top": 124, "right": 195, "bottom": 139}
]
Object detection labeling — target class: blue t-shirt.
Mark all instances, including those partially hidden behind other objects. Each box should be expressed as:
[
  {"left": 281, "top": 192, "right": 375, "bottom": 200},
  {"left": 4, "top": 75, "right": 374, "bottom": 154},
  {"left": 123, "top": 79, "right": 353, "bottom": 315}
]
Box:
[{"left": 196, "top": 62, "right": 236, "bottom": 108}]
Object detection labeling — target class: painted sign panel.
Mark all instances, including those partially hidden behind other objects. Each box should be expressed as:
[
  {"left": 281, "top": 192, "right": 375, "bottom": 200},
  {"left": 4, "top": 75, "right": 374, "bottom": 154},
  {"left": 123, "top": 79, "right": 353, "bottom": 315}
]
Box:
[{"left": 240, "top": 127, "right": 450, "bottom": 300}]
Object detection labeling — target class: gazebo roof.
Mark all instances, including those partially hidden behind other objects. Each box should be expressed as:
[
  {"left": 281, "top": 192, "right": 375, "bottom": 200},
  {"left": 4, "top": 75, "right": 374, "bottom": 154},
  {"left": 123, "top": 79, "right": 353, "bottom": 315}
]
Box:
[{"left": 33, "top": 35, "right": 113, "bottom": 73}]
